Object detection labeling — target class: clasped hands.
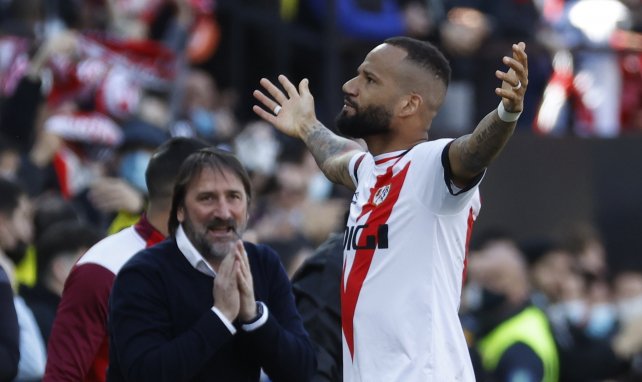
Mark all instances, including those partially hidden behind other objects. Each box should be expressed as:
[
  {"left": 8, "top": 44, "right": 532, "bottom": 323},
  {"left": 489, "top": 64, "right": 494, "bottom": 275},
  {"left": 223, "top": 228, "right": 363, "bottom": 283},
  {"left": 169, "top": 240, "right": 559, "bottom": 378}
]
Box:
[{"left": 213, "top": 240, "right": 257, "bottom": 323}]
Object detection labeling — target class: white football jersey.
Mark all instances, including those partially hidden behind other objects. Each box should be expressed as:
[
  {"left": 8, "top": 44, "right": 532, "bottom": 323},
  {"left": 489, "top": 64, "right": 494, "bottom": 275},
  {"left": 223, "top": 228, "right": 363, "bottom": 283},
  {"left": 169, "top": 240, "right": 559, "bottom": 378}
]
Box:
[{"left": 342, "top": 139, "right": 481, "bottom": 382}]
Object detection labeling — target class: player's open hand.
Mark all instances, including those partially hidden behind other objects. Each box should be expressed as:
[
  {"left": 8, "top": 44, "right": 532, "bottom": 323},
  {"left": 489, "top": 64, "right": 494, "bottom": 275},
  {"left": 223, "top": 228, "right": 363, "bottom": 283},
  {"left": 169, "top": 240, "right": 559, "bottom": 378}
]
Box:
[
  {"left": 495, "top": 42, "right": 528, "bottom": 113},
  {"left": 253, "top": 75, "right": 317, "bottom": 139}
]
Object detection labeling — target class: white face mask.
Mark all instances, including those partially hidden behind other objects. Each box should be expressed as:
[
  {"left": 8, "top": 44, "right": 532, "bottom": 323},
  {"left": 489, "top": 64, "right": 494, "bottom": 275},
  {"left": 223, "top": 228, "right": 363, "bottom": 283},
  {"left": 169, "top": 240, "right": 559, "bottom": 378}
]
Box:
[
  {"left": 547, "top": 299, "right": 587, "bottom": 329},
  {"left": 585, "top": 303, "right": 617, "bottom": 339},
  {"left": 617, "top": 295, "right": 642, "bottom": 325}
]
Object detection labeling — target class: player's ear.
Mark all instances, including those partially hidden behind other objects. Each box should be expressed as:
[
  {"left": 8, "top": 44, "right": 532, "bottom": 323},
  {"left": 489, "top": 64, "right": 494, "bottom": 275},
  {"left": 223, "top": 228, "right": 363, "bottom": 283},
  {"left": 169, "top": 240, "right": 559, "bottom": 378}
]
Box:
[{"left": 398, "top": 93, "right": 422, "bottom": 117}]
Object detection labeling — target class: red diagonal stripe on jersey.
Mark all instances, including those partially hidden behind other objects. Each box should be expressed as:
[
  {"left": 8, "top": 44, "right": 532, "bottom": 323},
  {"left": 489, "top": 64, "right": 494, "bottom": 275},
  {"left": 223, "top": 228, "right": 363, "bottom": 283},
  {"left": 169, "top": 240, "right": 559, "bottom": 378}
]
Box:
[
  {"left": 462, "top": 207, "right": 475, "bottom": 287},
  {"left": 342, "top": 161, "right": 410, "bottom": 360}
]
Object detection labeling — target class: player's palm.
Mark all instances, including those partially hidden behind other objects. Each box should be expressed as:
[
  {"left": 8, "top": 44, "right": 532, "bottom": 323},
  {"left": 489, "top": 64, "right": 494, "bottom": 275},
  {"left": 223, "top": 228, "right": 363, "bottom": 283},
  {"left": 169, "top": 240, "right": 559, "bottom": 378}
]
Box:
[{"left": 253, "top": 75, "right": 317, "bottom": 140}]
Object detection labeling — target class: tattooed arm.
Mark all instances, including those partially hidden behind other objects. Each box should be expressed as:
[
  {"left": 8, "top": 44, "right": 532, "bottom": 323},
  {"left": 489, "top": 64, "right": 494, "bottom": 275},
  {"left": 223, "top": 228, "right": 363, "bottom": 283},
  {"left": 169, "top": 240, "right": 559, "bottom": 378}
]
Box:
[
  {"left": 449, "top": 42, "right": 528, "bottom": 188},
  {"left": 253, "top": 75, "right": 364, "bottom": 190}
]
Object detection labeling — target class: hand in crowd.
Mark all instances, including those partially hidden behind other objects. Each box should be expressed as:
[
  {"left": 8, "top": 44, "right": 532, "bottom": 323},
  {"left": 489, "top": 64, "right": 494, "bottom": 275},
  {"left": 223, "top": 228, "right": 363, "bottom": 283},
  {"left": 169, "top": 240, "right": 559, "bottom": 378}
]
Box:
[
  {"left": 28, "top": 30, "right": 79, "bottom": 80},
  {"left": 613, "top": 316, "right": 642, "bottom": 358},
  {"left": 29, "top": 131, "right": 63, "bottom": 168},
  {"left": 88, "top": 177, "right": 145, "bottom": 214}
]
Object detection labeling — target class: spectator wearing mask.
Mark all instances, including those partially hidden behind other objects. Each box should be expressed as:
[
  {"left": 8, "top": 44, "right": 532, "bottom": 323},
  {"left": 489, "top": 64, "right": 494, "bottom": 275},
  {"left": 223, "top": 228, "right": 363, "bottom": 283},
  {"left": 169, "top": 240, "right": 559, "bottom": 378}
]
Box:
[{"left": 464, "top": 235, "right": 560, "bottom": 382}]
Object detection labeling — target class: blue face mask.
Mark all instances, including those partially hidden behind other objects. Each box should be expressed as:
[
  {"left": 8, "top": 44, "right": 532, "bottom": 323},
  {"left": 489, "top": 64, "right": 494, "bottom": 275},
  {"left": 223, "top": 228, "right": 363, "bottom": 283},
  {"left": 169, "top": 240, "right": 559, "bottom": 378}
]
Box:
[
  {"left": 585, "top": 304, "right": 617, "bottom": 339},
  {"left": 190, "top": 108, "right": 217, "bottom": 139},
  {"left": 119, "top": 150, "right": 152, "bottom": 194}
]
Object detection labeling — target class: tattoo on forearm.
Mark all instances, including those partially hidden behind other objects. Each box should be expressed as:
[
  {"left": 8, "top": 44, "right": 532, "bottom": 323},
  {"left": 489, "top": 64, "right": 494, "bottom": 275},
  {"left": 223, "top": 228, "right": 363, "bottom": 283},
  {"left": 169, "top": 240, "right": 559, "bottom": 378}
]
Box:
[
  {"left": 304, "top": 122, "right": 358, "bottom": 187},
  {"left": 305, "top": 123, "right": 345, "bottom": 163},
  {"left": 460, "top": 113, "right": 515, "bottom": 174}
]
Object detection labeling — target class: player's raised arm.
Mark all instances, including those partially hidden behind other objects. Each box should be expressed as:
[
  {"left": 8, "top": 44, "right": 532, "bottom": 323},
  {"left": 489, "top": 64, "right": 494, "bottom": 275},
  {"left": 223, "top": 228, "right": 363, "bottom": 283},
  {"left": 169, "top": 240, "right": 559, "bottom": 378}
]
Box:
[
  {"left": 448, "top": 42, "right": 528, "bottom": 188},
  {"left": 253, "top": 75, "right": 364, "bottom": 190}
]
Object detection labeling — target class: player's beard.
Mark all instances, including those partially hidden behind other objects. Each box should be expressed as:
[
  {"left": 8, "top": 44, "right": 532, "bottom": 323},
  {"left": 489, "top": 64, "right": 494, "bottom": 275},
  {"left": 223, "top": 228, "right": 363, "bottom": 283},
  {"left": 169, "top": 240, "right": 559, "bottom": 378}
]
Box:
[
  {"left": 182, "top": 214, "right": 245, "bottom": 263},
  {"left": 336, "top": 103, "right": 392, "bottom": 139}
]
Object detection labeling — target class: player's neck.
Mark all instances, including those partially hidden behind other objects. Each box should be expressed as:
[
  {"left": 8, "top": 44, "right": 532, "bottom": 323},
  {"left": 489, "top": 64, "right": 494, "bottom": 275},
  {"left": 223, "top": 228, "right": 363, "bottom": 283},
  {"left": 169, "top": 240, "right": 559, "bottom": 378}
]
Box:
[{"left": 365, "top": 135, "right": 428, "bottom": 156}]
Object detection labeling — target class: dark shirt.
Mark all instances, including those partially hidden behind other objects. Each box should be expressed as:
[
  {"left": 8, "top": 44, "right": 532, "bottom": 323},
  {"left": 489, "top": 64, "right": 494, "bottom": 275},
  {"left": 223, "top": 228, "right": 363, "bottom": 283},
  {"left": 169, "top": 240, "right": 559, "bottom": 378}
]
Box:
[
  {"left": 291, "top": 233, "right": 343, "bottom": 382},
  {"left": 20, "top": 284, "right": 61, "bottom": 344},
  {"left": 108, "top": 239, "right": 315, "bottom": 382},
  {"left": 0, "top": 266, "right": 19, "bottom": 382},
  {"left": 494, "top": 342, "right": 544, "bottom": 382}
]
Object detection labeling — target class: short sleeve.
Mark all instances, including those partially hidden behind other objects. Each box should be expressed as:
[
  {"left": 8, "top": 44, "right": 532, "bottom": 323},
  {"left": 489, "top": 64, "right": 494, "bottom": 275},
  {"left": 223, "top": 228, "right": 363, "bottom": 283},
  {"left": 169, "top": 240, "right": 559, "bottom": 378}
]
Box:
[{"left": 413, "top": 139, "right": 483, "bottom": 215}]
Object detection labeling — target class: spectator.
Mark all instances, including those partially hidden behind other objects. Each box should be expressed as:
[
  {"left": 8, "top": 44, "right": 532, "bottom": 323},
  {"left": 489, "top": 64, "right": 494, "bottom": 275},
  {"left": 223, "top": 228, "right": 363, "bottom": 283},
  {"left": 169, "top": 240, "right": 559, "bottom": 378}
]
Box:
[
  {"left": 465, "top": 235, "right": 559, "bottom": 381},
  {"left": 44, "top": 137, "right": 208, "bottom": 382},
  {"left": 171, "top": 69, "right": 239, "bottom": 145},
  {"left": 0, "top": 177, "right": 45, "bottom": 382},
  {"left": 0, "top": 264, "right": 19, "bottom": 382},
  {"left": 612, "top": 268, "right": 642, "bottom": 380},
  {"left": 108, "top": 148, "right": 316, "bottom": 381},
  {"left": 292, "top": 232, "right": 344, "bottom": 382},
  {"left": 20, "top": 221, "right": 103, "bottom": 343},
  {"left": 523, "top": 236, "right": 625, "bottom": 381}
]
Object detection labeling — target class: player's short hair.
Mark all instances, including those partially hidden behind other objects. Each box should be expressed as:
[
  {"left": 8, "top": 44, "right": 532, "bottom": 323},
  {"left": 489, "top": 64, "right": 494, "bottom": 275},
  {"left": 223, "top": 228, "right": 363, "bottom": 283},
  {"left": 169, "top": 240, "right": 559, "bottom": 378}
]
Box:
[{"left": 384, "top": 36, "right": 451, "bottom": 88}]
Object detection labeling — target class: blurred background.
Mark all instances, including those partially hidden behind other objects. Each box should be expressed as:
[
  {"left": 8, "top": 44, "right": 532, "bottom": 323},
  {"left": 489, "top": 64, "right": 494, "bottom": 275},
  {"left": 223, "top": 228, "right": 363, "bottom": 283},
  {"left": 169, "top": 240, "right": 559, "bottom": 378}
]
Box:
[
  {"left": 1, "top": 0, "right": 642, "bottom": 381},
  {"left": 2, "top": 0, "right": 639, "bottom": 267}
]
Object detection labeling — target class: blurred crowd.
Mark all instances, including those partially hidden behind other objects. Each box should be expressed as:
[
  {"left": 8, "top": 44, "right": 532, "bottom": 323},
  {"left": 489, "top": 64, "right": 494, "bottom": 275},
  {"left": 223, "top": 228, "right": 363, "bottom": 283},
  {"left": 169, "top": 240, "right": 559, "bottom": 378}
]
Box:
[
  {"left": 463, "top": 224, "right": 642, "bottom": 381},
  {"left": 1, "top": 0, "right": 642, "bottom": 381}
]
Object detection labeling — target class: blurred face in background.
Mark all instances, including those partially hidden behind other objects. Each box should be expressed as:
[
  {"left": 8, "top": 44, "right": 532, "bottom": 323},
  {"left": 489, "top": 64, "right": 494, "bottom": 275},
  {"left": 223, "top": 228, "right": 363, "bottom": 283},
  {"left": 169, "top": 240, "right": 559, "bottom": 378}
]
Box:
[
  {"left": 465, "top": 240, "right": 530, "bottom": 313},
  {"left": 0, "top": 195, "right": 34, "bottom": 264},
  {"left": 614, "top": 271, "right": 642, "bottom": 325},
  {"left": 531, "top": 249, "right": 574, "bottom": 303},
  {"left": 185, "top": 70, "right": 218, "bottom": 111}
]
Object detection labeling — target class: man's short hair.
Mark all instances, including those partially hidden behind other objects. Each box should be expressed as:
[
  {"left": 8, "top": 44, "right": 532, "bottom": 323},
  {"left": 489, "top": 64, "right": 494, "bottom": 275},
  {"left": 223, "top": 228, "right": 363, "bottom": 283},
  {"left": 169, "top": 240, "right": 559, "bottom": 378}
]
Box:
[
  {"left": 0, "top": 177, "right": 24, "bottom": 217},
  {"left": 168, "top": 148, "right": 252, "bottom": 236},
  {"left": 383, "top": 36, "right": 451, "bottom": 88},
  {"left": 145, "top": 137, "right": 210, "bottom": 201},
  {"left": 33, "top": 193, "right": 80, "bottom": 241},
  {"left": 35, "top": 221, "right": 103, "bottom": 279}
]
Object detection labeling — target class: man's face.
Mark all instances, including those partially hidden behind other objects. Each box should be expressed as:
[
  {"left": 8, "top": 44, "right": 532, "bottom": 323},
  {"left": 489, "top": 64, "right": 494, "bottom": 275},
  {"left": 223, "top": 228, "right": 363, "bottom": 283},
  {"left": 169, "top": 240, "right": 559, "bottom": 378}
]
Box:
[
  {"left": 337, "top": 44, "right": 406, "bottom": 138},
  {"left": 0, "top": 195, "right": 33, "bottom": 264},
  {"left": 178, "top": 167, "right": 248, "bottom": 262}
]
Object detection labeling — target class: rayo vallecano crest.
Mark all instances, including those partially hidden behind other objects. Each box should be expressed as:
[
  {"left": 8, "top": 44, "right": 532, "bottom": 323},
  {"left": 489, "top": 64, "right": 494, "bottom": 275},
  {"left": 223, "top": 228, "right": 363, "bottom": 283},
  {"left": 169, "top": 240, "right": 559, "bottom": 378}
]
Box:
[{"left": 373, "top": 184, "right": 390, "bottom": 205}]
